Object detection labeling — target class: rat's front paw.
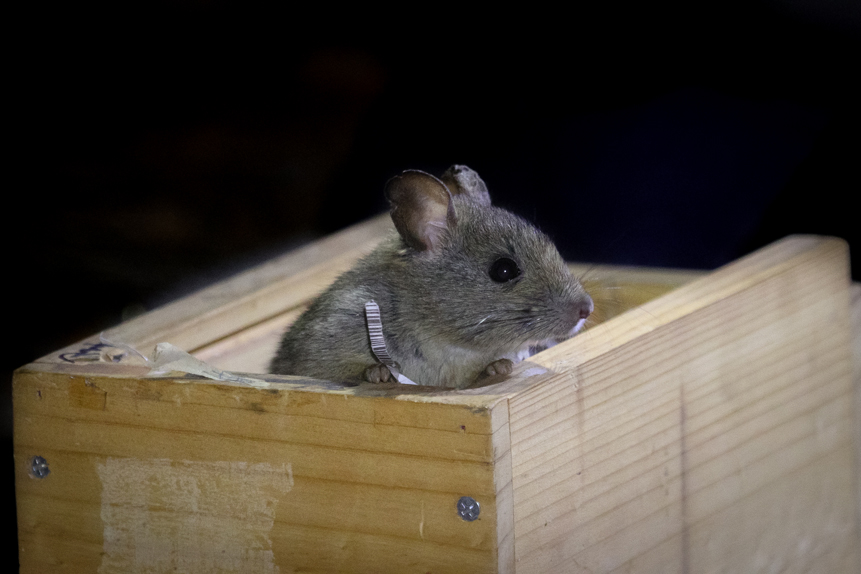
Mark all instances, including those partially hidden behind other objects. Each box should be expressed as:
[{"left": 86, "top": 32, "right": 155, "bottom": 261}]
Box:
[
  {"left": 483, "top": 358, "right": 513, "bottom": 377},
  {"left": 364, "top": 363, "right": 393, "bottom": 383}
]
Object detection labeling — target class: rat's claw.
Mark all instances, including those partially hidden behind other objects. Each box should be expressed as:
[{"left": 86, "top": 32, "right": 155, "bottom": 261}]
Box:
[
  {"left": 364, "top": 363, "right": 393, "bottom": 383},
  {"left": 483, "top": 358, "right": 513, "bottom": 377}
]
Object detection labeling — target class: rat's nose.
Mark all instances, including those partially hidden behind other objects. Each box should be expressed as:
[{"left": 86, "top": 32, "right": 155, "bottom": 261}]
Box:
[
  {"left": 563, "top": 293, "right": 593, "bottom": 335},
  {"left": 579, "top": 295, "right": 594, "bottom": 320}
]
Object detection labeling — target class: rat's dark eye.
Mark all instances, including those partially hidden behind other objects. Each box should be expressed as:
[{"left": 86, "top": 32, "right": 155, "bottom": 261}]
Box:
[{"left": 489, "top": 257, "right": 521, "bottom": 283}]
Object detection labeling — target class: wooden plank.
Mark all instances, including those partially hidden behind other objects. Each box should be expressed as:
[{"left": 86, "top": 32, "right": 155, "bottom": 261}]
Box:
[
  {"left": 13, "top": 371, "right": 512, "bottom": 573},
  {"left": 852, "top": 282, "right": 861, "bottom": 545},
  {"left": 192, "top": 307, "right": 304, "bottom": 373},
  {"left": 490, "top": 397, "right": 516, "bottom": 574},
  {"left": 503, "top": 236, "right": 857, "bottom": 573}
]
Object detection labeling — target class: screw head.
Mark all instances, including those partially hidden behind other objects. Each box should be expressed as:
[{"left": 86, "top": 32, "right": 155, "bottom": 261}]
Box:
[
  {"left": 457, "top": 496, "right": 480, "bottom": 521},
  {"left": 30, "top": 456, "right": 50, "bottom": 479}
]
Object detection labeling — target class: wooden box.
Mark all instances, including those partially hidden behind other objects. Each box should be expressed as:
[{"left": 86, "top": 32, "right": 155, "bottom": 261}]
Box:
[{"left": 13, "top": 215, "right": 860, "bottom": 573}]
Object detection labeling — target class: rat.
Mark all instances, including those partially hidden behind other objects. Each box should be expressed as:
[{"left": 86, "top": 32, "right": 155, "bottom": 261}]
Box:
[{"left": 269, "top": 165, "right": 593, "bottom": 388}]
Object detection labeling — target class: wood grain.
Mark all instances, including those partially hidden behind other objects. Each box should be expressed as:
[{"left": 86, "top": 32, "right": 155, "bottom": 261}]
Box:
[
  {"left": 502, "top": 236, "right": 857, "bottom": 573},
  {"left": 851, "top": 282, "right": 861, "bottom": 547},
  {"left": 14, "top": 371, "right": 513, "bottom": 573}
]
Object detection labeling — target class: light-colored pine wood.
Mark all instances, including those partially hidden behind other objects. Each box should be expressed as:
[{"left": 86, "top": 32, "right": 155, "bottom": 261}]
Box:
[
  {"left": 193, "top": 306, "right": 304, "bottom": 373},
  {"left": 500, "top": 236, "right": 857, "bottom": 573},
  {"left": 851, "top": 282, "right": 861, "bottom": 544},
  {"left": 14, "top": 370, "right": 513, "bottom": 573},
  {"left": 13, "top": 230, "right": 859, "bottom": 573}
]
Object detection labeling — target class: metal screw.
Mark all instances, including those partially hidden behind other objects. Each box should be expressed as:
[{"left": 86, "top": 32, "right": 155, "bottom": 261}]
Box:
[
  {"left": 457, "top": 496, "right": 480, "bottom": 521},
  {"left": 30, "top": 456, "right": 50, "bottom": 479}
]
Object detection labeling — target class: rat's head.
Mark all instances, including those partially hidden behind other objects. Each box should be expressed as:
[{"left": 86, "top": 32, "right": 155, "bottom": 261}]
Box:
[{"left": 385, "top": 165, "right": 593, "bottom": 351}]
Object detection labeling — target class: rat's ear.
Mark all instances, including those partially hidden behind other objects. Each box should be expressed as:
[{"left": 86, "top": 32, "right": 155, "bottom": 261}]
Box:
[
  {"left": 441, "top": 165, "right": 491, "bottom": 206},
  {"left": 385, "top": 170, "right": 456, "bottom": 252}
]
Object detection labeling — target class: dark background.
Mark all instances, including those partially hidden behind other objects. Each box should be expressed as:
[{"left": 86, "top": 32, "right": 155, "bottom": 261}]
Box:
[{"left": 7, "top": 1, "right": 859, "bottom": 565}]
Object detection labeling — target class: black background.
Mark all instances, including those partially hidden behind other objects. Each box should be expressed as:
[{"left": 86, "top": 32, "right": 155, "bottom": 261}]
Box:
[{"left": 7, "top": 1, "right": 859, "bottom": 565}]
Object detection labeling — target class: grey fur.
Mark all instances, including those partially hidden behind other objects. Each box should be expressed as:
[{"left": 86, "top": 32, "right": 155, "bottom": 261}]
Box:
[{"left": 270, "top": 165, "right": 593, "bottom": 388}]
